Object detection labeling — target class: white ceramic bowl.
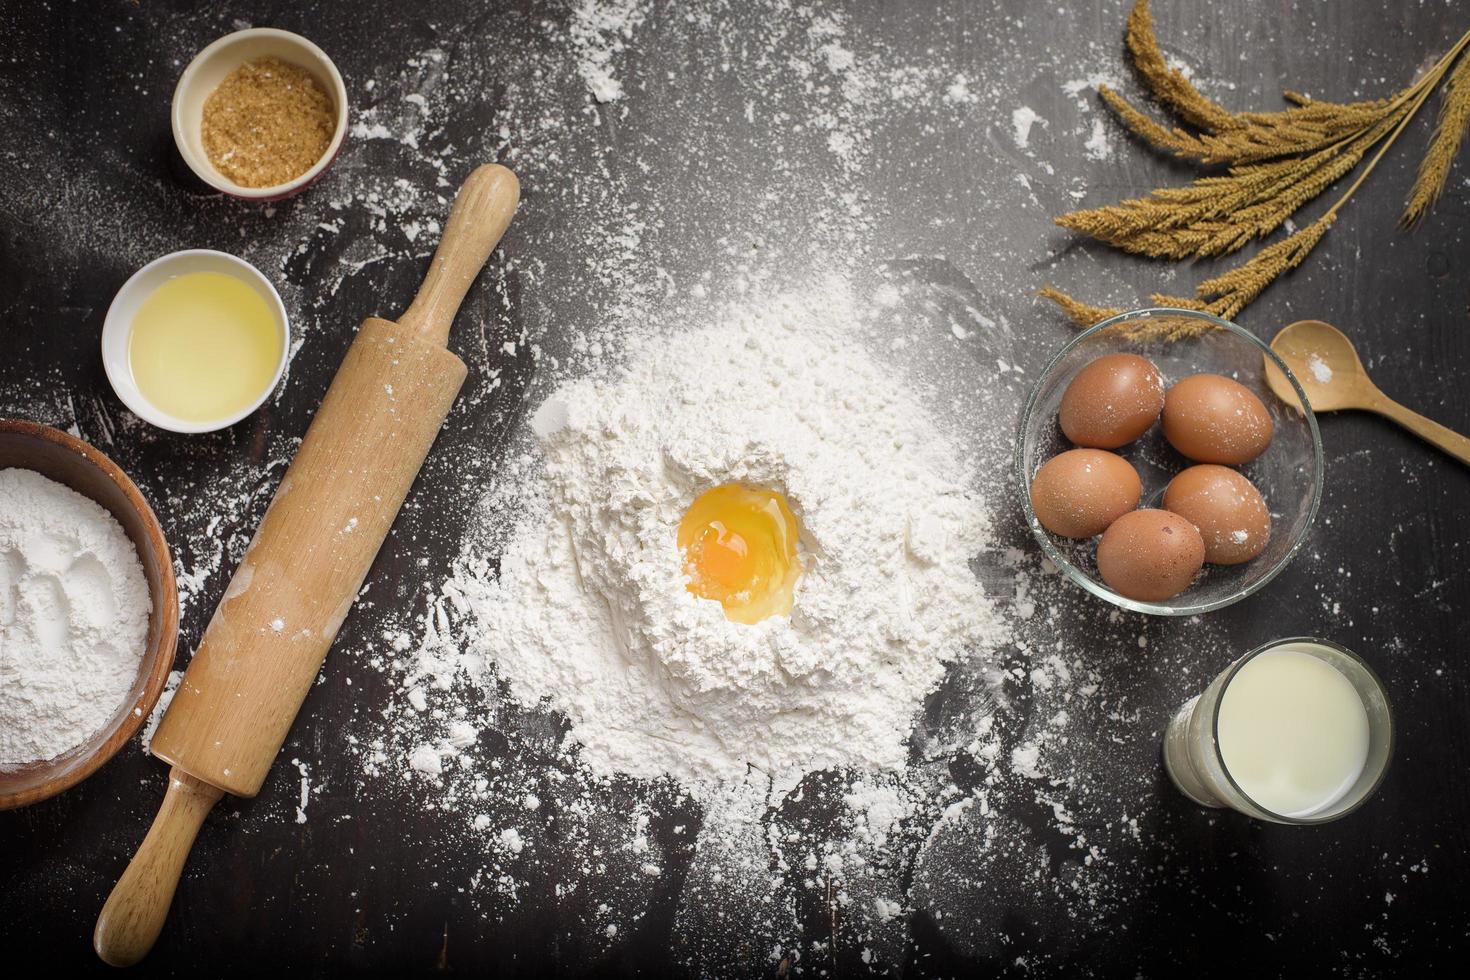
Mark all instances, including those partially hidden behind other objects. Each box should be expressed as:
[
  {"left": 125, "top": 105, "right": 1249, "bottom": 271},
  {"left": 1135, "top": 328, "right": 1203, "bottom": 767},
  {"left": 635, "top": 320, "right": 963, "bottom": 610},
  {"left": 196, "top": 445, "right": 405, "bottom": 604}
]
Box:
[
  {"left": 101, "top": 249, "right": 289, "bottom": 433},
  {"left": 171, "top": 28, "right": 348, "bottom": 200}
]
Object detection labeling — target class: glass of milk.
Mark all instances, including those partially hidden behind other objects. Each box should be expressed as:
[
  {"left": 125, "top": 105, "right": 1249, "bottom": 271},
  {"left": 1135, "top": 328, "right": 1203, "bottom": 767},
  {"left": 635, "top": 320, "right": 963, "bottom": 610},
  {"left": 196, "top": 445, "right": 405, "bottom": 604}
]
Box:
[{"left": 1163, "top": 637, "right": 1393, "bottom": 824}]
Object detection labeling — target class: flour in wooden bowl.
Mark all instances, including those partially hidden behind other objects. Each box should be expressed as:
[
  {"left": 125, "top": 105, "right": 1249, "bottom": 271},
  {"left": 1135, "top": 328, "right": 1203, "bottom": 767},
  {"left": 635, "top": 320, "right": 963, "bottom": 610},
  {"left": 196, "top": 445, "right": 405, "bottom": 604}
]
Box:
[{"left": 0, "top": 468, "right": 150, "bottom": 766}]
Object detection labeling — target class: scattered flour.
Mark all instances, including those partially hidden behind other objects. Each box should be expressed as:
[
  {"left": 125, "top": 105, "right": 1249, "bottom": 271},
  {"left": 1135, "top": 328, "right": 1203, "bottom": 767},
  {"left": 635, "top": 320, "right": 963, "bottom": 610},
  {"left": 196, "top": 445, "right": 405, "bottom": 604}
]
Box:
[
  {"left": 291, "top": 757, "right": 311, "bottom": 824},
  {"left": 1083, "top": 117, "right": 1112, "bottom": 160},
  {"left": 1061, "top": 71, "right": 1123, "bottom": 109},
  {"left": 141, "top": 668, "right": 183, "bottom": 748},
  {"left": 1, "top": 0, "right": 1414, "bottom": 970},
  {"left": 465, "top": 287, "right": 1004, "bottom": 794},
  {"left": 1011, "top": 105, "right": 1047, "bottom": 149},
  {"left": 0, "top": 468, "right": 151, "bottom": 765},
  {"left": 315, "top": 4, "right": 1174, "bottom": 967},
  {"left": 569, "top": 0, "right": 647, "bottom": 103}
]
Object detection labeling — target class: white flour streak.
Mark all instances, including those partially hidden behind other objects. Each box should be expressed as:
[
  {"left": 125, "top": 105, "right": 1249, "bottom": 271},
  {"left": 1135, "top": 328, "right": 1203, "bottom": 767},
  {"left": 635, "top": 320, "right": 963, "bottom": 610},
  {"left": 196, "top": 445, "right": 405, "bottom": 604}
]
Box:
[
  {"left": 1011, "top": 105, "right": 1047, "bottom": 149},
  {"left": 569, "top": 0, "right": 648, "bottom": 103},
  {"left": 291, "top": 757, "right": 311, "bottom": 824},
  {"left": 1084, "top": 117, "right": 1112, "bottom": 160}
]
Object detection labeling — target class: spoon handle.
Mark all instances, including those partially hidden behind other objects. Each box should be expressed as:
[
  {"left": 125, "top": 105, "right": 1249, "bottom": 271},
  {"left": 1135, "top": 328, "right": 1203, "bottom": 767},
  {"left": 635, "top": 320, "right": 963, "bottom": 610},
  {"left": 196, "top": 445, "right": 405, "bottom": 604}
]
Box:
[{"left": 1371, "top": 394, "right": 1470, "bottom": 466}]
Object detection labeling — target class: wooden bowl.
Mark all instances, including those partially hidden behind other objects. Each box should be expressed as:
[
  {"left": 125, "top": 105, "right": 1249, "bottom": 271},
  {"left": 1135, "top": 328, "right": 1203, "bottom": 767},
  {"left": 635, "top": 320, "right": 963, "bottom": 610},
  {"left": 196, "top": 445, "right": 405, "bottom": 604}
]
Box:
[{"left": 0, "top": 419, "right": 178, "bottom": 810}]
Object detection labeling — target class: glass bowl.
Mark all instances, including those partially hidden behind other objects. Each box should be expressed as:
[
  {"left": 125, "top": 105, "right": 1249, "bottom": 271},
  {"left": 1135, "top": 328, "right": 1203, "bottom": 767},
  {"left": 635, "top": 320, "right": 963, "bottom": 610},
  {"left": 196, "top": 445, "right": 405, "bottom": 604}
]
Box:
[{"left": 1015, "top": 308, "right": 1324, "bottom": 616}]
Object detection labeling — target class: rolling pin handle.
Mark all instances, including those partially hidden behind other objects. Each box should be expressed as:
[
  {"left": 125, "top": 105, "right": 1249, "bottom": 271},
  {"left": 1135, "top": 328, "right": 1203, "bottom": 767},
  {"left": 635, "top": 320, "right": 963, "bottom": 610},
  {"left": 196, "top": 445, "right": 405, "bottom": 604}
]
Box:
[
  {"left": 94, "top": 767, "right": 223, "bottom": 967},
  {"left": 396, "top": 163, "right": 520, "bottom": 346}
]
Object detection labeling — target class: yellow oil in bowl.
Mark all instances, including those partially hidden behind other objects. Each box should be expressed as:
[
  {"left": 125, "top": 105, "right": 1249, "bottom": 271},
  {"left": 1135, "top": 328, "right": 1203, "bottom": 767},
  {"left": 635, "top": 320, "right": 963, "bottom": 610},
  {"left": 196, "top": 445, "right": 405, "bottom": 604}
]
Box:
[{"left": 127, "top": 271, "right": 282, "bottom": 423}]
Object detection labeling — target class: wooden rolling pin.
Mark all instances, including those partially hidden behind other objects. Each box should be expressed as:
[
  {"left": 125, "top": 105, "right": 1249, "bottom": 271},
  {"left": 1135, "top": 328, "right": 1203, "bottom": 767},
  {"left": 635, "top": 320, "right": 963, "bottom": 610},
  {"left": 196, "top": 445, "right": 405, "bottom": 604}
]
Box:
[{"left": 93, "top": 164, "right": 520, "bottom": 967}]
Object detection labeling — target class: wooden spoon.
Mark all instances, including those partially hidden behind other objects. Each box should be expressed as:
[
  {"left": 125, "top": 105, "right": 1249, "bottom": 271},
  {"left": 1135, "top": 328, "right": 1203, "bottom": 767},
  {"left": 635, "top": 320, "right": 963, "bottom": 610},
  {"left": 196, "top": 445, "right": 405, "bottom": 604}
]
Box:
[{"left": 1265, "top": 319, "right": 1470, "bottom": 466}]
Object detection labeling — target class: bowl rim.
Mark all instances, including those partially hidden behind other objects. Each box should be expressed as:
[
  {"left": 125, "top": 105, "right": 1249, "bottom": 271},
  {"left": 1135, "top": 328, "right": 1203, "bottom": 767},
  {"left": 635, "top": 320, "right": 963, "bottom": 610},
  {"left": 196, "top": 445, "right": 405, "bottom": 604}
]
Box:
[
  {"left": 1014, "top": 307, "right": 1325, "bottom": 616},
  {"left": 100, "top": 248, "right": 290, "bottom": 434},
  {"left": 0, "top": 419, "right": 179, "bottom": 810},
  {"left": 170, "top": 27, "right": 349, "bottom": 201}
]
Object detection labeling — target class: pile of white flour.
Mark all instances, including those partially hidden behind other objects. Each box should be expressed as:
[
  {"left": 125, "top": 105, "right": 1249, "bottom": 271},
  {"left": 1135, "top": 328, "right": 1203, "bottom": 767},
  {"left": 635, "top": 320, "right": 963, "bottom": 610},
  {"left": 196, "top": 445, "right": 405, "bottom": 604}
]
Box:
[
  {"left": 0, "top": 468, "right": 150, "bottom": 765},
  {"left": 461, "top": 291, "right": 1004, "bottom": 793}
]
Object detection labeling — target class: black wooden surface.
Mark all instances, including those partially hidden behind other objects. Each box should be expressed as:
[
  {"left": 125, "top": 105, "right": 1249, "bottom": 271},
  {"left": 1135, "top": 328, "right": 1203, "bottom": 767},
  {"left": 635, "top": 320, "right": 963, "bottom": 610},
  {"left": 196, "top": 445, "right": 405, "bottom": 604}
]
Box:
[{"left": 2, "top": 0, "right": 1467, "bottom": 976}]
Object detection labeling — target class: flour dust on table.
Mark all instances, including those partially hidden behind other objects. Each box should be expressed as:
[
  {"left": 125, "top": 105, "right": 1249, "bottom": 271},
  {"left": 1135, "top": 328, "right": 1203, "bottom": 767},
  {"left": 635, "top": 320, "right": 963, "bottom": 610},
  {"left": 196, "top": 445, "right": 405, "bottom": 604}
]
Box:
[
  {"left": 465, "top": 287, "right": 1005, "bottom": 794},
  {"left": 313, "top": 0, "right": 1187, "bottom": 969},
  {"left": 0, "top": 0, "right": 1286, "bottom": 969},
  {"left": 357, "top": 269, "right": 1180, "bottom": 967}
]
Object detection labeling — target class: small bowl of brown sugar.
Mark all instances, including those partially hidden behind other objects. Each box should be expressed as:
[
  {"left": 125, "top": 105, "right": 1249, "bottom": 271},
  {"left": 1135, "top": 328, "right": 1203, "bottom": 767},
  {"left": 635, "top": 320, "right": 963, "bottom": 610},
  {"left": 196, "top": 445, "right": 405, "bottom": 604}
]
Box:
[{"left": 172, "top": 28, "right": 348, "bottom": 200}]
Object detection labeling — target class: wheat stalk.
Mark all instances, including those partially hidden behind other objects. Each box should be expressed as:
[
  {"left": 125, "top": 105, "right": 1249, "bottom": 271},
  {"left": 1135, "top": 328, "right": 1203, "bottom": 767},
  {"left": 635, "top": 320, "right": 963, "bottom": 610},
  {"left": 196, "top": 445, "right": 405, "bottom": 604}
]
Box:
[
  {"left": 1043, "top": 0, "right": 1470, "bottom": 338},
  {"left": 1404, "top": 47, "right": 1470, "bottom": 224},
  {"left": 1109, "top": 0, "right": 1407, "bottom": 162},
  {"left": 1119, "top": 0, "right": 1239, "bottom": 133},
  {"left": 1040, "top": 219, "right": 1332, "bottom": 339},
  {"left": 1098, "top": 84, "right": 1400, "bottom": 165},
  {"left": 1055, "top": 115, "right": 1398, "bottom": 260}
]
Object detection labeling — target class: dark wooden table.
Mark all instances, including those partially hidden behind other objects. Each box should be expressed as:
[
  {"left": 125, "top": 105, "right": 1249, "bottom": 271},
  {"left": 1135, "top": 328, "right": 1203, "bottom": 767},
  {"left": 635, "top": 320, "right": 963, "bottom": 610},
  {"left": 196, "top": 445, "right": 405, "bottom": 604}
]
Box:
[{"left": 2, "top": 1, "right": 1466, "bottom": 975}]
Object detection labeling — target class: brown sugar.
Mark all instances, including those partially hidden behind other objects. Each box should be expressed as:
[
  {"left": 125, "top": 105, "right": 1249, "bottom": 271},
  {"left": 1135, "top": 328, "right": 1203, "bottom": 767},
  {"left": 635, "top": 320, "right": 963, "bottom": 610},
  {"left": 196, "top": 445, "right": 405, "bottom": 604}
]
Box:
[{"left": 201, "top": 56, "right": 336, "bottom": 188}]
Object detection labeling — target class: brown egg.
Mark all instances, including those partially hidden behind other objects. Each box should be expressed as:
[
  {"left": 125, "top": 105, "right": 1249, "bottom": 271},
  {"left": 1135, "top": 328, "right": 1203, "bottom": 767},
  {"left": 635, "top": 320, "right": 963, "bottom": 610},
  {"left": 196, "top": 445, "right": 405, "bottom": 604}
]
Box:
[
  {"left": 1029, "top": 449, "right": 1141, "bottom": 539},
  {"left": 1163, "top": 465, "right": 1271, "bottom": 565},
  {"left": 1059, "top": 353, "right": 1166, "bottom": 449},
  {"left": 1096, "top": 509, "right": 1205, "bottom": 601},
  {"left": 1162, "top": 374, "right": 1274, "bottom": 464}
]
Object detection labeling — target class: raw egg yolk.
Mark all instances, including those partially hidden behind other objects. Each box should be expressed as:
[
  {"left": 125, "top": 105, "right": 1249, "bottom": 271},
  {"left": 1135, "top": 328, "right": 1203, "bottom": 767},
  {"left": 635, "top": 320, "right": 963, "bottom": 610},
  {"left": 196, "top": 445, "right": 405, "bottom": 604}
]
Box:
[{"left": 677, "top": 484, "right": 802, "bottom": 624}]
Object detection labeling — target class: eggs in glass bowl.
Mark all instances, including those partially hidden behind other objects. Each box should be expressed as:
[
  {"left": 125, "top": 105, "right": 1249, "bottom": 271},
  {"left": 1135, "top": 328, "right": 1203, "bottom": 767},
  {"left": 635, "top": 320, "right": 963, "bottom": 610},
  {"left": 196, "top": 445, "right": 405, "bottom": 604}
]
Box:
[{"left": 1015, "top": 308, "right": 1324, "bottom": 616}]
